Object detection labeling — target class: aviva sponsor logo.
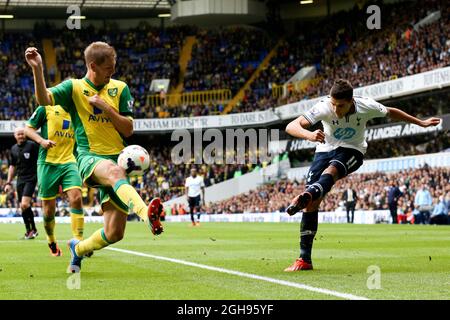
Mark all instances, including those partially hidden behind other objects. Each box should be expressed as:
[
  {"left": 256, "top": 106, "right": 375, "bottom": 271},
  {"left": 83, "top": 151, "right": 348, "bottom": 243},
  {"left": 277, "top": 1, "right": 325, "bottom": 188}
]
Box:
[
  {"left": 333, "top": 128, "right": 356, "bottom": 140},
  {"left": 55, "top": 119, "right": 74, "bottom": 138},
  {"left": 62, "top": 119, "right": 71, "bottom": 130},
  {"left": 88, "top": 114, "right": 112, "bottom": 123},
  {"left": 89, "top": 106, "right": 112, "bottom": 123},
  {"left": 93, "top": 106, "right": 102, "bottom": 114},
  {"left": 54, "top": 130, "right": 75, "bottom": 139}
]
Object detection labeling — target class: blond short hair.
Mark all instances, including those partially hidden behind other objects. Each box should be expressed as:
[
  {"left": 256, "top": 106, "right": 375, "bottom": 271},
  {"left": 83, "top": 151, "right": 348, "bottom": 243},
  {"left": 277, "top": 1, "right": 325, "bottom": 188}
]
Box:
[{"left": 84, "top": 41, "right": 116, "bottom": 66}]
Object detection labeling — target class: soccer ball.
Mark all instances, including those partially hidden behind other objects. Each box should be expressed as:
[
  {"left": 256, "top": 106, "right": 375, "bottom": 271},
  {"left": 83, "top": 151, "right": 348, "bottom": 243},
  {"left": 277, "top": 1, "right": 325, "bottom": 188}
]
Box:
[{"left": 117, "top": 145, "right": 150, "bottom": 177}]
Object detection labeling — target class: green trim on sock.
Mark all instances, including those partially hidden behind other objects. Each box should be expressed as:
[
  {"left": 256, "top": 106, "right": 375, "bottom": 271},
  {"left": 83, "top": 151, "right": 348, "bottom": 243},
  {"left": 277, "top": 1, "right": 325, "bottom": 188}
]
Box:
[
  {"left": 70, "top": 208, "right": 84, "bottom": 215},
  {"left": 100, "top": 228, "right": 114, "bottom": 244},
  {"left": 113, "top": 179, "right": 129, "bottom": 192}
]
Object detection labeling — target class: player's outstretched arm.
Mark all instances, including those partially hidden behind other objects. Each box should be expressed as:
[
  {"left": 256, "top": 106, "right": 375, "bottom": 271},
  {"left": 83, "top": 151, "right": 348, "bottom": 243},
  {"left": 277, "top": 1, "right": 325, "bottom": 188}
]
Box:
[
  {"left": 25, "top": 47, "right": 52, "bottom": 106},
  {"left": 286, "top": 115, "right": 325, "bottom": 143},
  {"left": 386, "top": 107, "right": 441, "bottom": 127}
]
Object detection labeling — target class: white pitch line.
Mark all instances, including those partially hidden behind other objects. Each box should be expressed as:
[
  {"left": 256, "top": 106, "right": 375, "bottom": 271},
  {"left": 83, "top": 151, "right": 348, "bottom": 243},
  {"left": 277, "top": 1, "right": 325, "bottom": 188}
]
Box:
[{"left": 105, "top": 246, "right": 370, "bottom": 300}]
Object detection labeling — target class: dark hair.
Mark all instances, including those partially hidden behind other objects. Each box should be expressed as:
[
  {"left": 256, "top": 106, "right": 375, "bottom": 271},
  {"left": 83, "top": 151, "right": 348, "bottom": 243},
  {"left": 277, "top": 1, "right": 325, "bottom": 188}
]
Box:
[{"left": 330, "top": 79, "right": 353, "bottom": 100}]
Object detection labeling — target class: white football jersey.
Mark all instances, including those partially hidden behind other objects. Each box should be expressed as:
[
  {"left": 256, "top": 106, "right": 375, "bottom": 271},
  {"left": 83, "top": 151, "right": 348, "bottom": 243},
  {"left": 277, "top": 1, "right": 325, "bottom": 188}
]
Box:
[
  {"left": 302, "top": 96, "right": 388, "bottom": 154},
  {"left": 185, "top": 175, "right": 205, "bottom": 197}
]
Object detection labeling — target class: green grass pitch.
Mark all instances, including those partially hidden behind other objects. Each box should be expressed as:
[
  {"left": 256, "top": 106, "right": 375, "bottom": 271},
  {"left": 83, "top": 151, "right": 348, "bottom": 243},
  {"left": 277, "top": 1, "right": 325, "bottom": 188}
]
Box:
[{"left": 0, "top": 222, "right": 449, "bottom": 300}]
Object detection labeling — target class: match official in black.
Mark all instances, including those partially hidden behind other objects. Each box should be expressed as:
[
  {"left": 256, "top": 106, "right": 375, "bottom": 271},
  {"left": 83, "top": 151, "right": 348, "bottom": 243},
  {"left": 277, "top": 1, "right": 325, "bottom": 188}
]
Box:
[{"left": 4, "top": 128, "right": 39, "bottom": 239}]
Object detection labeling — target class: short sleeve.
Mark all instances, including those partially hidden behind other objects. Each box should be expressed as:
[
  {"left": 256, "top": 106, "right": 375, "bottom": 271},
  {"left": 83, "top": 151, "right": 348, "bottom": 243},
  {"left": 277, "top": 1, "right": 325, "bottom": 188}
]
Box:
[
  {"left": 185, "top": 178, "right": 189, "bottom": 188},
  {"left": 302, "top": 101, "right": 328, "bottom": 125},
  {"left": 26, "top": 106, "right": 46, "bottom": 129},
  {"left": 48, "top": 79, "right": 73, "bottom": 111},
  {"left": 119, "top": 85, "right": 134, "bottom": 118},
  {"left": 364, "top": 97, "right": 388, "bottom": 119}
]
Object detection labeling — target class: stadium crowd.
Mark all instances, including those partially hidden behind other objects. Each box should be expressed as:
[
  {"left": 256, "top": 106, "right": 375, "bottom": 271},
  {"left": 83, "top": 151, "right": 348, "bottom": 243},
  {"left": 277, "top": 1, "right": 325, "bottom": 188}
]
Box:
[
  {"left": 0, "top": 144, "right": 271, "bottom": 208},
  {"left": 1, "top": 131, "right": 448, "bottom": 212},
  {"left": 239, "top": 0, "right": 450, "bottom": 113},
  {"left": 288, "top": 131, "right": 450, "bottom": 165},
  {"left": 196, "top": 165, "right": 449, "bottom": 225},
  {"left": 130, "top": 147, "right": 272, "bottom": 203},
  {"left": 0, "top": 1, "right": 449, "bottom": 120},
  {"left": 184, "top": 27, "right": 272, "bottom": 94},
  {"left": 0, "top": 1, "right": 449, "bottom": 226},
  {"left": 0, "top": 33, "right": 37, "bottom": 121}
]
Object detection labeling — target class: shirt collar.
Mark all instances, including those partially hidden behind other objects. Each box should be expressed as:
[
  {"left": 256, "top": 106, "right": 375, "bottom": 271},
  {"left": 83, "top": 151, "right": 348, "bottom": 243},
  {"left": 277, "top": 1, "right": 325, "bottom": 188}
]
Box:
[{"left": 83, "top": 77, "right": 106, "bottom": 91}]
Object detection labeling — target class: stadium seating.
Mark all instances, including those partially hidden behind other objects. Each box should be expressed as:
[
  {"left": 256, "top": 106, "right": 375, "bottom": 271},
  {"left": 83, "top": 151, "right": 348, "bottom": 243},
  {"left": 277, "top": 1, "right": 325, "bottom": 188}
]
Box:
[
  {"left": 0, "top": 0, "right": 448, "bottom": 119},
  {"left": 201, "top": 166, "right": 449, "bottom": 217},
  {"left": 0, "top": 33, "right": 37, "bottom": 120},
  {"left": 238, "top": 0, "right": 450, "bottom": 114},
  {"left": 2, "top": 130, "right": 448, "bottom": 210},
  {"left": 184, "top": 27, "right": 273, "bottom": 94},
  {"left": 0, "top": 0, "right": 448, "bottom": 217}
]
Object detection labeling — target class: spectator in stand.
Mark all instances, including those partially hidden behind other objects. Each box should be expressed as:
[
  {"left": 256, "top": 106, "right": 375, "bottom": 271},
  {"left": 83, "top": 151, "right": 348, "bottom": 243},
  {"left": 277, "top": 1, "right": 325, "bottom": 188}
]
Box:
[
  {"left": 430, "top": 195, "right": 449, "bottom": 225},
  {"left": 2, "top": 1, "right": 450, "bottom": 120},
  {"left": 200, "top": 166, "right": 448, "bottom": 216},
  {"left": 387, "top": 180, "right": 403, "bottom": 224},
  {"left": 414, "top": 182, "right": 434, "bottom": 224}
]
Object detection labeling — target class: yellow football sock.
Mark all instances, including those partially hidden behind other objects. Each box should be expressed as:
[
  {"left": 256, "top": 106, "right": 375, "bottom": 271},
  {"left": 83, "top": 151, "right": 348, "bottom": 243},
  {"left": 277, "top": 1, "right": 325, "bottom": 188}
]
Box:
[
  {"left": 75, "top": 228, "right": 111, "bottom": 257},
  {"left": 114, "top": 179, "right": 147, "bottom": 221},
  {"left": 43, "top": 215, "right": 56, "bottom": 243},
  {"left": 70, "top": 208, "right": 85, "bottom": 240}
]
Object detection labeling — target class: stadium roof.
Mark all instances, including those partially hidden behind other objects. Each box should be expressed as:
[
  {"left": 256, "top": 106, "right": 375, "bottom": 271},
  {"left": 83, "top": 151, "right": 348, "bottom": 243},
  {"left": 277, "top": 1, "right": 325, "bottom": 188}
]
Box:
[
  {"left": 0, "top": 0, "right": 173, "bottom": 19},
  {"left": 0, "top": 0, "right": 171, "bottom": 9}
]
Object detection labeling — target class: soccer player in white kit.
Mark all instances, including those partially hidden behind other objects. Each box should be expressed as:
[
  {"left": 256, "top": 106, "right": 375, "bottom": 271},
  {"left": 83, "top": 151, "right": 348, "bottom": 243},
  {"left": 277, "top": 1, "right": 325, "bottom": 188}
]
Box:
[
  {"left": 185, "top": 168, "right": 205, "bottom": 226},
  {"left": 284, "top": 79, "right": 441, "bottom": 271}
]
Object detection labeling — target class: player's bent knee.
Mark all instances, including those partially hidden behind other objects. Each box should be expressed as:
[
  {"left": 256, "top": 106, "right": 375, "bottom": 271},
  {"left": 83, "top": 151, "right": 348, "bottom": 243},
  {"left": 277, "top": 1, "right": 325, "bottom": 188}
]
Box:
[
  {"left": 68, "top": 191, "right": 83, "bottom": 207},
  {"left": 326, "top": 162, "right": 345, "bottom": 180},
  {"left": 108, "top": 164, "right": 127, "bottom": 184},
  {"left": 306, "top": 198, "right": 321, "bottom": 212},
  {"left": 43, "top": 213, "right": 55, "bottom": 222},
  {"left": 105, "top": 230, "right": 124, "bottom": 243},
  {"left": 43, "top": 208, "right": 55, "bottom": 216},
  {"left": 104, "top": 223, "right": 125, "bottom": 243}
]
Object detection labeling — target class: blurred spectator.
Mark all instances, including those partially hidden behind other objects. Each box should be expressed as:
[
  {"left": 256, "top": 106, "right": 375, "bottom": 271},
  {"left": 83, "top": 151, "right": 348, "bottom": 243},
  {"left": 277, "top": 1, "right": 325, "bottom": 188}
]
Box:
[
  {"left": 387, "top": 180, "right": 403, "bottom": 224},
  {"left": 429, "top": 194, "right": 449, "bottom": 225},
  {"left": 201, "top": 166, "right": 449, "bottom": 217},
  {"left": 414, "top": 182, "right": 433, "bottom": 224},
  {"left": 342, "top": 184, "right": 357, "bottom": 223}
]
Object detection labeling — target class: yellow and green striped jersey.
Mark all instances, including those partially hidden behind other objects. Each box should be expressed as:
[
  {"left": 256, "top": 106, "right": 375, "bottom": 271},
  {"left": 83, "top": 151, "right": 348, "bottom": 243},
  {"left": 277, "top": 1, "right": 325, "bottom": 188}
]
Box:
[
  {"left": 48, "top": 78, "right": 134, "bottom": 156},
  {"left": 26, "top": 105, "right": 76, "bottom": 165}
]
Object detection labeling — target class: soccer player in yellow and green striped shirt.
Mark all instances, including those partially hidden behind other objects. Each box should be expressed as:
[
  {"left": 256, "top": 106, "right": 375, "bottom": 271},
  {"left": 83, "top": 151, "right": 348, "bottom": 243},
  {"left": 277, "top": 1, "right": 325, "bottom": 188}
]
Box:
[
  {"left": 24, "top": 105, "right": 85, "bottom": 256},
  {"left": 25, "top": 42, "right": 163, "bottom": 273}
]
